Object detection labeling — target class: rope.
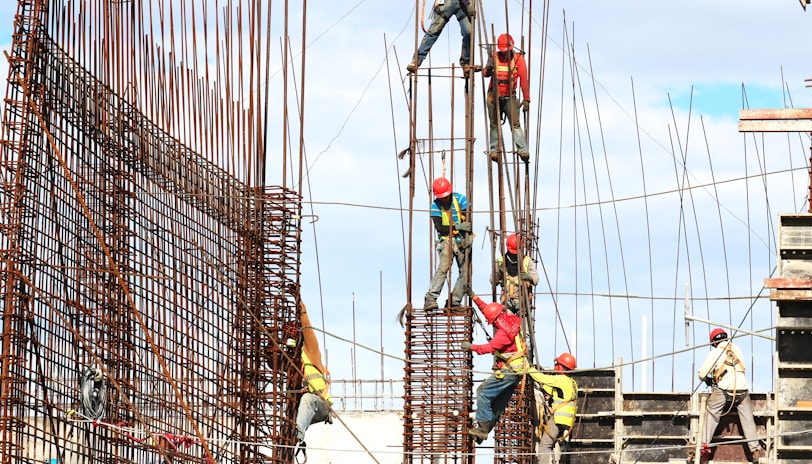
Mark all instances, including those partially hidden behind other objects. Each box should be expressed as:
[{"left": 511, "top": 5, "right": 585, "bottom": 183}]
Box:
[
  {"left": 420, "top": 0, "right": 428, "bottom": 34},
  {"left": 79, "top": 367, "right": 106, "bottom": 420}
]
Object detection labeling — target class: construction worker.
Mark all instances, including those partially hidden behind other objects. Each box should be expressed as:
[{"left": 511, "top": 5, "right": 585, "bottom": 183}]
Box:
[
  {"left": 463, "top": 293, "right": 525, "bottom": 443},
  {"left": 483, "top": 33, "right": 530, "bottom": 162},
  {"left": 695, "top": 328, "right": 764, "bottom": 462},
  {"left": 295, "top": 351, "right": 333, "bottom": 445},
  {"left": 425, "top": 177, "right": 472, "bottom": 310},
  {"left": 491, "top": 233, "right": 539, "bottom": 315},
  {"left": 293, "top": 304, "right": 333, "bottom": 459},
  {"left": 529, "top": 353, "right": 579, "bottom": 464},
  {"left": 407, "top": 0, "right": 476, "bottom": 73}
]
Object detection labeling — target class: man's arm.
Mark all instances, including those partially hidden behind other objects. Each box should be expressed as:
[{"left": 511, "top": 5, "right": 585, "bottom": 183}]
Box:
[
  {"left": 517, "top": 54, "right": 530, "bottom": 101},
  {"left": 525, "top": 258, "right": 540, "bottom": 285},
  {"left": 431, "top": 215, "right": 450, "bottom": 236},
  {"left": 471, "top": 329, "right": 513, "bottom": 355},
  {"left": 697, "top": 349, "right": 719, "bottom": 381}
]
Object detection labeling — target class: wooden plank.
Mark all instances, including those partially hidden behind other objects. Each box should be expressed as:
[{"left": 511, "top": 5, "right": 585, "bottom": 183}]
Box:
[
  {"left": 738, "top": 120, "right": 812, "bottom": 132},
  {"left": 770, "top": 289, "right": 812, "bottom": 301},
  {"left": 764, "top": 277, "right": 812, "bottom": 289},
  {"left": 739, "top": 108, "right": 812, "bottom": 120}
]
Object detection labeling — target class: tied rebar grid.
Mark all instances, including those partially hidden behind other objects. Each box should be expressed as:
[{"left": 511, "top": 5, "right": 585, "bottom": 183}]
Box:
[
  {"left": 403, "top": 307, "right": 475, "bottom": 463},
  {"left": 0, "top": 6, "right": 302, "bottom": 464},
  {"left": 494, "top": 390, "right": 536, "bottom": 463}
]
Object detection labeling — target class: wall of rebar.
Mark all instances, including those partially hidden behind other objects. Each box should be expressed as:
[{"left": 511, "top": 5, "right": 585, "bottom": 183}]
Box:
[{"left": 0, "top": 1, "right": 303, "bottom": 463}]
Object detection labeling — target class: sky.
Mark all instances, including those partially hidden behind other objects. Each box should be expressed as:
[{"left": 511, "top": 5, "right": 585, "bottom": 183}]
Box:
[{"left": 0, "top": 0, "right": 810, "bottom": 406}]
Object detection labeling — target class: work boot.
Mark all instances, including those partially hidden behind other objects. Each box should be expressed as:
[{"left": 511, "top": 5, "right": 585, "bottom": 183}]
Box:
[
  {"left": 751, "top": 447, "right": 765, "bottom": 461},
  {"left": 518, "top": 151, "right": 530, "bottom": 162},
  {"left": 407, "top": 60, "right": 418, "bottom": 73},
  {"left": 424, "top": 300, "right": 438, "bottom": 311},
  {"left": 461, "top": 63, "right": 482, "bottom": 73},
  {"left": 487, "top": 150, "right": 499, "bottom": 162},
  {"left": 468, "top": 421, "right": 494, "bottom": 444}
]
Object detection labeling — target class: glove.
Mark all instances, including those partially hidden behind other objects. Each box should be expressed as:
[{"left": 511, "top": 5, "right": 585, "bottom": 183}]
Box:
[
  {"left": 521, "top": 100, "right": 530, "bottom": 112},
  {"left": 469, "top": 292, "right": 477, "bottom": 300},
  {"left": 461, "top": 341, "right": 472, "bottom": 350},
  {"left": 704, "top": 375, "right": 714, "bottom": 387},
  {"left": 519, "top": 271, "right": 533, "bottom": 282},
  {"left": 456, "top": 221, "right": 472, "bottom": 233}
]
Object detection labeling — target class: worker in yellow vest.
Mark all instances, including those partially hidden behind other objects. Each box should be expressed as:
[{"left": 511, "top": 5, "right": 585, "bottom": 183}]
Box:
[
  {"left": 491, "top": 233, "right": 538, "bottom": 315},
  {"left": 295, "top": 351, "right": 333, "bottom": 446},
  {"left": 528, "top": 353, "right": 579, "bottom": 464},
  {"left": 425, "top": 177, "right": 472, "bottom": 310}
]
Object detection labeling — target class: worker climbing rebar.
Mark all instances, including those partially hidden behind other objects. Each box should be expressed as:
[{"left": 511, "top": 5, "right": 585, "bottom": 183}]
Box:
[
  {"left": 424, "top": 177, "right": 472, "bottom": 310},
  {"left": 491, "top": 233, "right": 539, "bottom": 315},
  {"left": 407, "top": 0, "right": 478, "bottom": 74},
  {"left": 483, "top": 33, "right": 531, "bottom": 163}
]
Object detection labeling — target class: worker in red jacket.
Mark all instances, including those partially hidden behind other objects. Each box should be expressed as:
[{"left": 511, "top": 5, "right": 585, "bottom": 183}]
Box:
[{"left": 463, "top": 293, "right": 525, "bottom": 443}]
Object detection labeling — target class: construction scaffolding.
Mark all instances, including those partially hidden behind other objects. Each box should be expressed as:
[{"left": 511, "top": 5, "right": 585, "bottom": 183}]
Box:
[{"left": 0, "top": 1, "right": 304, "bottom": 463}]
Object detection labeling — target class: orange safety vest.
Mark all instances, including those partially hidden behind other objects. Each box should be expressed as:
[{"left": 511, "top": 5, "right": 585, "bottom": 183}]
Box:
[{"left": 493, "top": 54, "right": 518, "bottom": 97}]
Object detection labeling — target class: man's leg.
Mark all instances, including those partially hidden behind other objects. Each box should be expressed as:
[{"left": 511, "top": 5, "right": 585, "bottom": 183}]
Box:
[
  {"left": 506, "top": 97, "right": 528, "bottom": 156},
  {"left": 295, "top": 393, "right": 320, "bottom": 441},
  {"left": 702, "top": 388, "right": 727, "bottom": 445},
  {"left": 425, "top": 241, "right": 451, "bottom": 308},
  {"left": 413, "top": 6, "right": 450, "bottom": 65},
  {"left": 450, "top": 240, "right": 469, "bottom": 306},
  {"left": 486, "top": 95, "right": 500, "bottom": 153},
  {"left": 538, "top": 420, "right": 561, "bottom": 464},
  {"left": 455, "top": 7, "right": 472, "bottom": 65},
  {"left": 489, "top": 374, "right": 520, "bottom": 424},
  {"left": 735, "top": 393, "right": 762, "bottom": 453}
]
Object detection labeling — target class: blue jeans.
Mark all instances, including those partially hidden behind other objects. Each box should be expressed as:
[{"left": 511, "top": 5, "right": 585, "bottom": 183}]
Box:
[
  {"left": 414, "top": 0, "right": 472, "bottom": 66},
  {"left": 475, "top": 369, "right": 521, "bottom": 423},
  {"left": 295, "top": 393, "right": 330, "bottom": 441},
  {"left": 487, "top": 95, "right": 527, "bottom": 154}
]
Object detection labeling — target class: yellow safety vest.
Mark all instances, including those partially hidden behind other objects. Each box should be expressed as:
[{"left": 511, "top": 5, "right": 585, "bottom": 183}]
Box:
[
  {"left": 439, "top": 196, "right": 465, "bottom": 231},
  {"left": 542, "top": 377, "right": 578, "bottom": 428},
  {"left": 302, "top": 352, "right": 333, "bottom": 406},
  {"left": 497, "top": 255, "right": 533, "bottom": 301}
]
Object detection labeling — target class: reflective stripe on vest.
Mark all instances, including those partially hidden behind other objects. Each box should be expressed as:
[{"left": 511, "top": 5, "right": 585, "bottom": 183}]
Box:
[
  {"left": 543, "top": 377, "right": 578, "bottom": 428},
  {"left": 494, "top": 55, "right": 517, "bottom": 96}
]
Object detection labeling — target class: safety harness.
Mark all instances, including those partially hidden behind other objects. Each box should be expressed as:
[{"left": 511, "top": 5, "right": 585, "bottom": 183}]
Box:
[
  {"left": 539, "top": 377, "right": 578, "bottom": 441},
  {"left": 712, "top": 342, "right": 745, "bottom": 416}
]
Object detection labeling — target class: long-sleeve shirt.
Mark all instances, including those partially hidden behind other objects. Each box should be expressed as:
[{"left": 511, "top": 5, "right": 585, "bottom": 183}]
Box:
[
  {"left": 697, "top": 340, "right": 749, "bottom": 391},
  {"left": 470, "top": 295, "right": 520, "bottom": 355},
  {"left": 484, "top": 52, "right": 529, "bottom": 100}
]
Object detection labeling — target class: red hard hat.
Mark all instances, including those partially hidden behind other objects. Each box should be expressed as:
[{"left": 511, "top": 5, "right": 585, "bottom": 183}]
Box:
[
  {"left": 506, "top": 234, "right": 519, "bottom": 254},
  {"left": 432, "top": 177, "right": 452, "bottom": 199},
  {"left": 710, "top": 328, "right": 728, "bottom": 343},
  {"left": 480, "top": 302, "right": 504, "bottom": 324},
  {"left": 497, "top": 34, "right": 514, "bottom": 52},
  {"left": 555, "top": 352, "right": 577, "bottom": 371}
]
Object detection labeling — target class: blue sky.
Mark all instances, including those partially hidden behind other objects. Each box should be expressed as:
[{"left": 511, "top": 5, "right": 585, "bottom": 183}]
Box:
[{"left": 0, "top": 1, "right": 810, "bottom": 400}]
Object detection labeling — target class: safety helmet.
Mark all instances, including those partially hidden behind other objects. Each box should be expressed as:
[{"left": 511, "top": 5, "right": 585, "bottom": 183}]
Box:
[
  {"left": 710, "top": 328, "right": 728, "bottom": 344},
  {"left": 555, "top": 352, "right": 577, "bottom": 371},
  {"left": 506, "top": 234, "right": 519, "bottom": 254},
  {"left": 480, "top": 302, "right": 504, "bottom": 325},
  {"left": 497, "top": 34, "right": 514, "bottom": 52},
  {"left": 432, "top": 177, "right": 452, "bottom": 199}
]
